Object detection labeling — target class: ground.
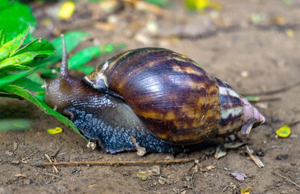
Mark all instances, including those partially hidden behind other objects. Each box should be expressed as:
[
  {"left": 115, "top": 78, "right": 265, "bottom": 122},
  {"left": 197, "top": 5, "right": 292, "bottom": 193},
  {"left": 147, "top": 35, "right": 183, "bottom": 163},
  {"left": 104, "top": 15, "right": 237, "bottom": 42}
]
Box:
[{"left": 1, "top": 0, "right": 300, "bottom": 193}]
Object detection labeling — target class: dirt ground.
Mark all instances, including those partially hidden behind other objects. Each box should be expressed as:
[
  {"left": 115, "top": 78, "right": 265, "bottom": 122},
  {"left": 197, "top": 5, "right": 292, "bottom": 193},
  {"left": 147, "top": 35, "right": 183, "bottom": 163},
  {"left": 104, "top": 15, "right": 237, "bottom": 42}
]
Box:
[{"left": 1, "top": 0, "right": 300, "bottom": 193}]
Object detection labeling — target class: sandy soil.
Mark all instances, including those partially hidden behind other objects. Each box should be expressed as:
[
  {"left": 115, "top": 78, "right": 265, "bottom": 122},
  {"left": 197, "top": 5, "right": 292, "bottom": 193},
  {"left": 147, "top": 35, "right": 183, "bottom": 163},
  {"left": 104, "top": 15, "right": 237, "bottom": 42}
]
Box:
[{"left": 1, "top": 0, "right": 300, "bottom": 193}]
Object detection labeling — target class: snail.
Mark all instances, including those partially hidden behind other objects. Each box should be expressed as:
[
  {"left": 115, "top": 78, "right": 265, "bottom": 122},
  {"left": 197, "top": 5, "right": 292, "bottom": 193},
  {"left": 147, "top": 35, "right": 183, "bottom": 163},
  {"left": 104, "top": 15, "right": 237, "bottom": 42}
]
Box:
[{"left": 45, "top": 35, "right": 265, "bottom": 154}]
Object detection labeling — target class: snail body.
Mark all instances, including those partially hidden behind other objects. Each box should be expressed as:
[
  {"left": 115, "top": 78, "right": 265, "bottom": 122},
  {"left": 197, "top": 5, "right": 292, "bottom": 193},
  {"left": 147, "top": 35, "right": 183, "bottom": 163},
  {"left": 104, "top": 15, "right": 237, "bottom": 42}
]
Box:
[{"left": 45, "top": 36, "right": 265, "bottom": 154}]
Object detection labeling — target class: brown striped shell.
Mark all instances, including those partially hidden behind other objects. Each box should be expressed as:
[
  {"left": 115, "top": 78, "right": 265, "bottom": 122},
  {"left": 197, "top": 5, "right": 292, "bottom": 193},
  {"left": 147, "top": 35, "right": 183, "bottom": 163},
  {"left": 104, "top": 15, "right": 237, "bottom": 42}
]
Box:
[{"left": 83, "top": 48, "right": 262, "bottom": 145}]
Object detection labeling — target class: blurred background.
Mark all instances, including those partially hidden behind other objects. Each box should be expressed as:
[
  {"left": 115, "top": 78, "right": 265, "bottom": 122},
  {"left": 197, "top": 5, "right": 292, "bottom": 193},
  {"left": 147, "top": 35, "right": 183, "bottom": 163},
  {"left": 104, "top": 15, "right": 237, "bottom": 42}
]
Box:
[{"left": 1, "top": 0, "right": 300, "bottom": 193}]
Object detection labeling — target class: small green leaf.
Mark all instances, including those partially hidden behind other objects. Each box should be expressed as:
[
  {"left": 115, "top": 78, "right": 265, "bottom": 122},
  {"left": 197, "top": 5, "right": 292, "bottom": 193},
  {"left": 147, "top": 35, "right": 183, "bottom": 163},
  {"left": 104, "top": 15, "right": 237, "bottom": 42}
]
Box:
[
  {"left": 0, "top": 119, "right": 31, "bottom": 132},
  {"left": 0, "top": 51, "right": 53, "bottom": 69},
  {"left": 245, "top": 96, "right": 260, "bottom": 102},
  {"left": 0, "top": 27, "right": 29, "bottom": 61},
  {"left": 103, "top": 43, "right": 126, "bottom": 53},
  {"left": 13, "top": 38, "right": 55, "bottom": 57}
]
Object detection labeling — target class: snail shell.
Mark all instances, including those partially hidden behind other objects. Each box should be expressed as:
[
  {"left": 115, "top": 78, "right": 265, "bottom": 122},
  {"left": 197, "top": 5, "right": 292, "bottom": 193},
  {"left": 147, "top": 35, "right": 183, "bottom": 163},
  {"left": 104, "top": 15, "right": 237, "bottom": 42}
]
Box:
[
  {"left": 84, "top": 48, "right": 265, "bottom": 145},
  {"left": 45, "top": 36, "right": 265, "bottom": 154}
]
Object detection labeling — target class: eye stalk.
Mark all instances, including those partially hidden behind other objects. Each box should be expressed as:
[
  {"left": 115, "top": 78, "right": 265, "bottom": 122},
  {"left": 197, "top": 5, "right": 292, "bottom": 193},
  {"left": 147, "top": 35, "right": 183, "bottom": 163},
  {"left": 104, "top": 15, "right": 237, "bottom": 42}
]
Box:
[{"left": 44, "top": 34, "right": 90, "bottom": 112}]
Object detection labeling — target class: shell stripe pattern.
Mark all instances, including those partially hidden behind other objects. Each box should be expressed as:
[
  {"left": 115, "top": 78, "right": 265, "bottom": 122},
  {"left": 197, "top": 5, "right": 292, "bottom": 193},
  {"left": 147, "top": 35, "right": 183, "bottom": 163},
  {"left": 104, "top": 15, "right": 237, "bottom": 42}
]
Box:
[
  {"left": 215, "top": 78, "right": 244, "bottom": 135},
  {"left": 85, "top": 48, "right": 221, "bottom": 145}
]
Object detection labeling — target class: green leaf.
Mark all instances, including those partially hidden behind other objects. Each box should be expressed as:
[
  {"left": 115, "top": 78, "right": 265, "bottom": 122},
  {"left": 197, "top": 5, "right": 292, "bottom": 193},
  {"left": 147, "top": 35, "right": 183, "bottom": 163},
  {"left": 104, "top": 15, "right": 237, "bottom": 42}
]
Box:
[
  {"left": 0, "top": 30, "right": 6, "bottom": 47},
  {"left": 68, "top": 46, "right": 101, "bottom": 70},
  {"left": 26, "top": 72, "right": 44, "bottom": 85},
  {"left": 0, "top": 84, "right": 86, "bottom": 140},
  {"left": 40, "top": 67, "right": 59, "bottom": 78},
  {"left": 75, "top": 65, "right": 94, "bottom": 74},
  {"left": 0, "top": 0, "right": 12, "bottom": 12},
  {"left": 13, "top": 77, "right": 43, "bottom": 92},
  {"left": 0, "top": 27, "right": 29, "bottom": 61},
  {"left": 0, "top": 1, "right": 36, "bottom": 41},
  {"left": 0, "top": 65, "right": 31, "bottom": 72},
  {"left": 67, "top": 43, "right": 126, "bottom": 72},
  {"left": 0, "top": 63, "right": 44, "bottom": 88},
  {"left": 31, "top": 31, "right": 90, "bottom": 69},
  {"left": 245, "top": 96, "right": 260, "bottom": 102},
  {"left": 0, "top": 119, "right": 31, "bottom": 132},
  {"left": 13, "top": 38, "right": 55, "bottom": 57},
  {"left": 0, "top": 51, "right": 54, "bottom": 69},
  {"left": 0, "top": 72, "right": 5, "bottom": 78},
  {"left": 51, "top": 31, "right": 90, "bottom": 55}
]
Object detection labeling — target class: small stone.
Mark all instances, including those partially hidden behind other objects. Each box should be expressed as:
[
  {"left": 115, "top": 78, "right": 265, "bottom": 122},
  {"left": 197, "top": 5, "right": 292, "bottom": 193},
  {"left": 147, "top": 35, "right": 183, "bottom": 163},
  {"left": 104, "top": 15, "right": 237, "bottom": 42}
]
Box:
[
  {"left": 184, "top": 176, "right": 191, "bottom": 182},
  {"left": 23, "top": 179, "right": 31, "bottom": 185},
  {"left": 152, "top": 165, "right": 160, "bottom": 175},
  {"left": 86, "top": 142, "right": 96, "bottom": 150},
  {"left": 276, "top": 154, "right": 288, "bottom": 161},
  {"left": 241, "top": 71, "right": 249, "bottom": 77},
  {"left": 158, "top": 178, "right": 165, "bottom": 185}
]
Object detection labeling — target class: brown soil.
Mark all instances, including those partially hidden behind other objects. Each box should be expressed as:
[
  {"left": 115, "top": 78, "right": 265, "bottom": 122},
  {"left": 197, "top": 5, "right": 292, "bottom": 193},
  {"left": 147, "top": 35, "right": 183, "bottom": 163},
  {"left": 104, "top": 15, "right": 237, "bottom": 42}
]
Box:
[{"left": 1, "top": 0, "right": 300, "bottom": 193}]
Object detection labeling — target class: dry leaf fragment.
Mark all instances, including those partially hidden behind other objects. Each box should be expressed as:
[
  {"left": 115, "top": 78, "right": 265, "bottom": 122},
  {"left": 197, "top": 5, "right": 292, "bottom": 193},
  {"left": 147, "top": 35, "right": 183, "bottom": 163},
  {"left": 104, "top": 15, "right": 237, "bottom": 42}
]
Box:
[
  {"left": 158, "top": 176, "right": 172, "bottom": 185},
  {"left": 214, "top": 146, "right": 227, "bottom": 159},
  {"left": 13, "top": 142, "right": 18, "bottom": 150},
  {"left": 200, "top": 165, "right": 215, "bottom": 172},
  {"left": 229, "top": 172, "right": 247, "bottom": 182},
  {"left": 5, "top": 151, "right": 13, "bottom": 156},
  {"left": 224, "top": 142, "right": 245, "bottom": 149},
  {"left": 130, "top": 136, "right": 147, "bottom": 156},
  {"left": 206, "top": 165, "right": 215, "bottom": 170}
]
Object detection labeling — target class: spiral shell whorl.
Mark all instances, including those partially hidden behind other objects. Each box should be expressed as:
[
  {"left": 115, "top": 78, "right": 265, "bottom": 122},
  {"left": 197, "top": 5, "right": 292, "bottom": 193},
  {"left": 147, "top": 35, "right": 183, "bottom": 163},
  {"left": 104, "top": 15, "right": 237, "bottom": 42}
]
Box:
[{"left": 215, "top": 78, "right": 244, "bottom": 136}]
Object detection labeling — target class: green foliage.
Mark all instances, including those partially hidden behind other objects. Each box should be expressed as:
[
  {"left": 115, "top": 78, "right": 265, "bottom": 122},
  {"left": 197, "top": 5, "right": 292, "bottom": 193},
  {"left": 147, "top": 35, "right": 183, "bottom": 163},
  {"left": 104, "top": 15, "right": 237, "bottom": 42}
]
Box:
[
  {"left": 0, "top": 28, "right": 126, "bottom": 139},
  {"left": 0, "top": 0, "right": 37, "bottom": 42},
  {"left": 0, "top": 0, "right": 126, "bottom": 138}
]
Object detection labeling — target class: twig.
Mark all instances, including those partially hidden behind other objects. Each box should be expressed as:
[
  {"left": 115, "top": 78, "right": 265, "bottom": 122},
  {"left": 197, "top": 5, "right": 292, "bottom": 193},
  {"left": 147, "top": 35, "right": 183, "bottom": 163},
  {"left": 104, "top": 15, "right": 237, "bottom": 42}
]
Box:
[
  {"left": 273, "top": 171, "right": 300, "bottom": 189},
  {"left": 45, "top": 154, "right": 59, "bottom": 174},
  {"left": 52, "top": 144, "right": 64, "bottom": 158},
  {"left": 36, "top": 158, "right": 196, "bottom": 167},
  {"left": 289, "top": 120, "right": 300, "bottom": 127},
  {"left": 21, "top": 151, "right": 37, "bottom": 162},
  {"left": 246, "top": 146, "right": 264, "bottom": 168}
]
